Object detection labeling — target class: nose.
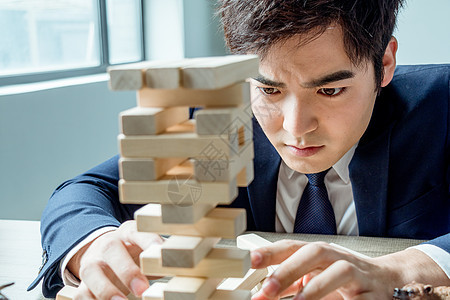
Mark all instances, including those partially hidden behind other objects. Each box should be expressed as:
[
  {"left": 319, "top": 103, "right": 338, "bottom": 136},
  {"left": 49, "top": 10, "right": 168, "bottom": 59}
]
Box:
[{"left": 282, "top": 93, "right": 318, "bottom": 138}]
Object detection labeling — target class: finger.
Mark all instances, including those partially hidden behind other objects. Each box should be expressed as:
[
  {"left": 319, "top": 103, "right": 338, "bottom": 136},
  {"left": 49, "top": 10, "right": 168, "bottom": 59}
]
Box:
[
  {"left": 102, "top": 238, "right": 149, "bottom": 296},
  {"left": 251, "top": 239, "right": 307, "bottom": 268},
  {"left": 279, "top": 277, "right": 304, "bottom": 298},
  {"left": 118, "top": 220, "right": 163, "bottom": 250},
  {"left": 256, "top": 242, "right": 343, "bottom": 299},
  {"left": 299, "top": 260, "right": 358, "bottom": 300},
  {"left": 79, "top": 262, "right": 128, "bottom": 300},
  {"left": 74, "top": 282, "right": 96, "bottom": 300}
]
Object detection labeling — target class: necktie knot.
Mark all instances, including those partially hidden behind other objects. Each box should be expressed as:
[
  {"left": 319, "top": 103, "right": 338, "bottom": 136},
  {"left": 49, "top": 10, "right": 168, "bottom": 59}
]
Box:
[{"left": 305, "top": 169, "right": 328, "bottom": 186}]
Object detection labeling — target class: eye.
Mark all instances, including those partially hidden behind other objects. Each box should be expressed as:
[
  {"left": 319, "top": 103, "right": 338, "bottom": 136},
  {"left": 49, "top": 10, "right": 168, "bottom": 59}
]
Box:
[
  {"left": 424, "top": 286, "right": 433, "bottom": 294},
  {"left": 257, "top": 87, "right": 280, "bottom": 95},
  {"left": 318, "top": 87, "right": 344, "bottom": 96}
]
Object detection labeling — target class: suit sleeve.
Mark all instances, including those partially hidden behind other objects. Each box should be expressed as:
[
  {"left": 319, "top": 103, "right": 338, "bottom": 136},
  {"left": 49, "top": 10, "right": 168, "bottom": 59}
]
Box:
[{"left": 27, "top": 155, "right": 141, "bottom": 298}]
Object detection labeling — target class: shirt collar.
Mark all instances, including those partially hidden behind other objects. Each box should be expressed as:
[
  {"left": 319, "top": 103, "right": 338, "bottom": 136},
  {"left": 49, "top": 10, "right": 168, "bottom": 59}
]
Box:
[{"left": 284, "top": 143, "right": 357, "bottom": 184}]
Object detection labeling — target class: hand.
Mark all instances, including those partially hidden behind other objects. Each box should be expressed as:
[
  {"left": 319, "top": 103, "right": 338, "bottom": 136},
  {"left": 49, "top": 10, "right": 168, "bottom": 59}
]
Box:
[
  {"left": 250, "top": 240, "right": 448, "bottom": 300},
  {"left": 67, "top": 220, "right": 163, "bottom": 300}
]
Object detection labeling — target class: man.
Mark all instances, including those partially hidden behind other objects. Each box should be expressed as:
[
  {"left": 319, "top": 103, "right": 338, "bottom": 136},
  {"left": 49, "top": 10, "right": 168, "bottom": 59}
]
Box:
[{"left": 29, "top": 0, "right": 449, "bottom": 299}]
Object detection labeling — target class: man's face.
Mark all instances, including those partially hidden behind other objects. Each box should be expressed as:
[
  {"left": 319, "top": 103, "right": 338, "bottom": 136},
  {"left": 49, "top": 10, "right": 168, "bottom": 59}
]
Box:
[{"left": 249, "top": 26, "right": 378, "bottom": 174}]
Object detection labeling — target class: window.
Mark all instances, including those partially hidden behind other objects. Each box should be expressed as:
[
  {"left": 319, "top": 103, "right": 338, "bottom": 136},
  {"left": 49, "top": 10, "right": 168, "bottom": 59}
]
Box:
[{"left": 0, "top": 0, "right": 144, "bottom": 86}]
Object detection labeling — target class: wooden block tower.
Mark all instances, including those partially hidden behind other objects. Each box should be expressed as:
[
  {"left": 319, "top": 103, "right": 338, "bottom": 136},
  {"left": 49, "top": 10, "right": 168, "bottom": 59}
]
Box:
[
  {"left": 56, "top": 55, "right": 264, "bottom": 300},
  {"left": 116, "top": 55, "right": 258, "bottom": 300}
]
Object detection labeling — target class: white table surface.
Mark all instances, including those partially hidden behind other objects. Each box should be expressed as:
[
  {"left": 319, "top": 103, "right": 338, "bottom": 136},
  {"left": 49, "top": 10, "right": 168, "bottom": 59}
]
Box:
[{"left": 0, "top": 219, "right": 45, "bottom": 300}]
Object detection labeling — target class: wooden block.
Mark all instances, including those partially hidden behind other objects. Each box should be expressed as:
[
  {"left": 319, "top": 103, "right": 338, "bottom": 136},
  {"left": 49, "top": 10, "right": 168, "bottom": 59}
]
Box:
[
  {"left": 143, "top": 284, "right": 252, "bottom": 300},
  {"left": 161, "top": 203, "right": 217, "bottom": 224},
  {"left": 119, "top": 157, "right": 186, "bottom": 181},
  {"left": 118, "top": 125, "right": 239, "bottom": 159},
  {"left": 194, "top": 106, "right": 252, "bottom": 135},
  {"left": 210, "top": 290, "right": 251, "bottom": 300},
  {"left": 56, "top": 285, "right": 77, "bottom": 300},
  {"left": 108, "top": 61, "right": 164, "bottom": 90},
  {"left": 237, "top": 234, "right": 279, "bottom": 276},
  {"left": 120, "top": 106, "right": 189, "bottom": 135},
  {"left": 239, "top": 120, "right": 253, "bottom": 146},
  {"left": 236, "top": 161, "right": 254, "bottom": 187},
  {"left": 55, "top": 285, "right": 144, "bottom": 300},
  {"left": 138, "top": 82, "right": 250, "bottom": 108},
  {"left": 136, "top": 205, "right": 246, "bottom": 238},
  {"left": 181, "top": 55, "right": 259, "bottom": 89},
  {"left": 161, "top": 235, "right": 220, "bottom": 267},
  {"left": 119, "top": 177, "right": 237, "bottom": 205},
  {"left": 236, "top": 233, "right": 273, "bottom": 251},
  {"left": 164, "top": 277, "right": 222, "bottom": 300},
  {"left": 218, "top": 267, "right": 268, "bottom": 291},
  {"left": 145, "top": 57, "right": 214, "bottom": 89},
  {"left": 141, "top": 245, "right": 251, "bottom": 278},
  {"left": 193, "top": 142, "right": 254, "bottom": 183},
  {"left": 142, "top": 282, "right": 167, "bottom": 300},
  {"left": 145, "top": 62, "right": 183, "bottom": 89}
]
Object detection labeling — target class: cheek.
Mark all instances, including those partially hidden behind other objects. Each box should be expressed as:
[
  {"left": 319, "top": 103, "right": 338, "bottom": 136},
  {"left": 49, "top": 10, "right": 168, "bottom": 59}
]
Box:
[
  {"left": 338, "top": 94, "right": 375, "bottom": 139},
  {"left": 322, "top": 93, "right": 375, "bottom": 145}
]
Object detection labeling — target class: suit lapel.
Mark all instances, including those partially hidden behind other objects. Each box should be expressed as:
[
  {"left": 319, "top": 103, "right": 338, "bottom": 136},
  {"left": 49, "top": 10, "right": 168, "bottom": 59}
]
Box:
[
  {"left": 248, "top": 118, "right": 281, "bottom": 231},
  {"left": 349, "top": 94, "right": 396, "bottom": 237}
]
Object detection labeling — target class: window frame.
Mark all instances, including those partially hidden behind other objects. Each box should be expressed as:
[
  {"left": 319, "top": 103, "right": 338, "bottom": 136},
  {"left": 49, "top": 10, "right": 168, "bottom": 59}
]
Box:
[{"left": 0, "top": 0, "right": 146, "bottom": 87}]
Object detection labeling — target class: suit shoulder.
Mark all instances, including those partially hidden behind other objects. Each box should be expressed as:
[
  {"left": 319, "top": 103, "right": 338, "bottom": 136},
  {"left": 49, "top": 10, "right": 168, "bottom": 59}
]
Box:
[
  {"left": 381, "top": 64, "right": 449, "bottom": 116},
  {"left": 394, "top": 64, "right": 450, "bottom": 78}
]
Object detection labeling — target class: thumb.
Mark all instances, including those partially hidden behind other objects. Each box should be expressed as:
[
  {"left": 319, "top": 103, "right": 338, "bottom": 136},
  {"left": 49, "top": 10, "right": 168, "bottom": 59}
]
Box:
[{"left": 118, "top": 220, "right": 164, "bottom": 250}]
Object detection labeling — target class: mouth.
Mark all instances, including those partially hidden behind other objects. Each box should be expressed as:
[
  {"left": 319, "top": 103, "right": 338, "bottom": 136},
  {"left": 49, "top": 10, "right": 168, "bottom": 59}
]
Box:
[{"left": 286, "top": 144, "right": 324, "bottom": 157}]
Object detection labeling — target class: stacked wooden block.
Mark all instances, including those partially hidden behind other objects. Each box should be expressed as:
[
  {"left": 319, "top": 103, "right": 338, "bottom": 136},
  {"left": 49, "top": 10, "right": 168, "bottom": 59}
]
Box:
[
  {"left": 116, "top": 55, "right": 259, "bottom": 300},
  {"left": 55, "top": 55, "right": 265, "bottom": 300}
]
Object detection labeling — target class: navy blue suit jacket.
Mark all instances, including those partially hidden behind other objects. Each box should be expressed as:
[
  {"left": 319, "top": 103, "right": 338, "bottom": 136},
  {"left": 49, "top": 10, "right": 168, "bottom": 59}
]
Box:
[{"left": 29, "top": 65, "right": 450, "bottom": 298}]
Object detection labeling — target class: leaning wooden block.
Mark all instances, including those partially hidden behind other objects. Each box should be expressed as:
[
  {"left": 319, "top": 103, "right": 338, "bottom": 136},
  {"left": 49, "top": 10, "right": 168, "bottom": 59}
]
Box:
[
  {"left": 161, "top": 203, "right": 217, "bottom": 224},
  {"left": 56, "top": 285, "right": 77, "bottom": 300},
  {"left": 120, "top": 106, "right": 189, "bottom": 135},
  {"left": 164, "top": 277, "right": 222, "bottom": 300},
  {"left": 108, "top": 61, "right": 163, "bottom": 90},
  {"left": 193, "top": 142, "right": 254, "bottom": 183},
  {"left": 141, "top": 245, "right": 251, "bottom": 278},
  {"left": 161, "top": 235, "right": 220, "bottom": 268},
  {"left": 119, "top": 177, "right": 237, "bottom": 205},
  {"left": 138, "top": 82, "right": 250, "bottom": 108},
  {"left": 119, "top": 157, "right": 185, "bottom": 181},
  {"left": 194, "top": 106, "right": 252, "bottom": 136},
  {"left": 181, "top": 55, "right": 259, "bottom": 89},
  {"left": 218, "top": 267, "right": 269, "bottom": 291},
  {"left": 136, "top": 205, "right": 246, "bottom": 238},
  {"left": 236, "top": 233, "right": 273, "bottom": 250}
]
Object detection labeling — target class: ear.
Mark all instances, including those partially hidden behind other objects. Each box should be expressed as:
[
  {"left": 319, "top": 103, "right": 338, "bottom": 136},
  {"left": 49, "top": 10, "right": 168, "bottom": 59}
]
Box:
[{"left": 380, "top": 36, "right": 398, "bottom": 87}]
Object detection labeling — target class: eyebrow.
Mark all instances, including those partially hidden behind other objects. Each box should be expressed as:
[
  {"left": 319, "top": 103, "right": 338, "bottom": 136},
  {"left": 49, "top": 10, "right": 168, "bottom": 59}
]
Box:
[
  {"left": 252, "top": 76, "right": 286, "bottom": 88},
  {"left": 253, "top": 70, "right": 355, "bottom": 89}
]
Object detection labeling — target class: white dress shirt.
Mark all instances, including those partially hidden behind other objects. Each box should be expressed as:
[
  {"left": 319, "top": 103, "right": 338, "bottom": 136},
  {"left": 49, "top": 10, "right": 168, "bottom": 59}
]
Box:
[{"left": 61, "top": 145, "right": 450, "bottom": 284}]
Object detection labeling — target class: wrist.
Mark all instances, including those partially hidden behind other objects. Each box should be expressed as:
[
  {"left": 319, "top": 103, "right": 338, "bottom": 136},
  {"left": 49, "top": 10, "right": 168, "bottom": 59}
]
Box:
[
  {"left": 66, "top": 229, "right": 117, "bottom": 279},
  {"left": 374, "top": 248, "right": 449, "bottom": 288}
]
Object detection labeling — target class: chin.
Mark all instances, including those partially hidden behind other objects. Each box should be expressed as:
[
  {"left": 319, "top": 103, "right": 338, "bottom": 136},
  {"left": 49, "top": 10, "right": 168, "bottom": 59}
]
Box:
[{"left": 281, "top": 150, "right": 334, "bottom": 174}]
